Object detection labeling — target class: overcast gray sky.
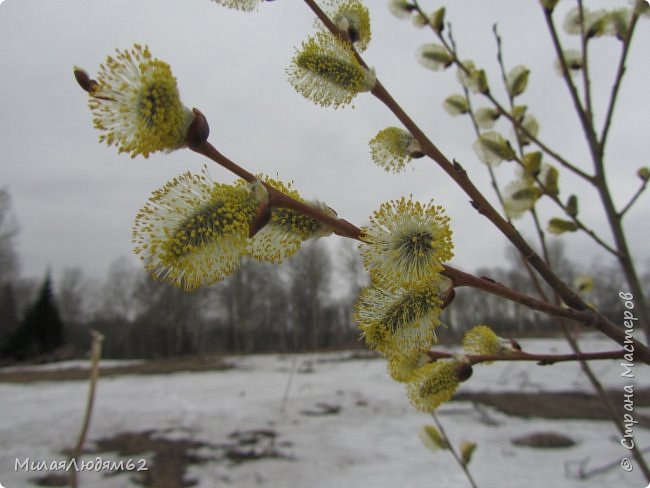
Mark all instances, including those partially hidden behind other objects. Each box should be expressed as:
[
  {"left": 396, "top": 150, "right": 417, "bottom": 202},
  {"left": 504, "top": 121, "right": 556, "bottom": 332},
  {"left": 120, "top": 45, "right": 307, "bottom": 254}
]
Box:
[{"left": 0, "top": 0, "right": 648, "bottom": 283}]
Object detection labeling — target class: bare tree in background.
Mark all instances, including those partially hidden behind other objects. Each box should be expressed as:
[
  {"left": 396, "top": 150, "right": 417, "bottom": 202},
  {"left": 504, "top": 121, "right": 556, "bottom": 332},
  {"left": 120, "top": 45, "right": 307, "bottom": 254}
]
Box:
[
  {"left": 0, "top": 188, "right": 19, "bottom": 284},
  {"left": 0, "top": 188, "right": 20, "bottom": 341},
  {"left": 57, "top": 266, "right": 87, "bottom": 325},
  {"left": 99, "top": 256, "right": 140, "bottom": 322},
  {"left": 287, "top": 241, "right": 332, "bottom": 351}
]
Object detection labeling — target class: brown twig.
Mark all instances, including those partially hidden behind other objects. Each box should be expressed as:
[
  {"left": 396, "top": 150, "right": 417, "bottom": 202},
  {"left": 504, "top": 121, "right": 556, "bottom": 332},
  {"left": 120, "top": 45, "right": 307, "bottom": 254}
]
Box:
[
  {"left": 509, "top": 152, "right": 619, "bottom": 256},
  {"left": 577, "top": 0, "right": 595, "bottom": 132},
  {"left": 189, "top": 140, "right": 361, "bottom": 239},
  {"left": 426, "top": 348, "right": 624, "bottom": 366},
  {"left": 187, "top": 123, "right": 650, "bottom": 362},
  {"left": 187, "top": 2, "right": 650, "bottom": 362},
  {"left": 441, "top": 266, "right": 650, "bottom": 362},
  {"left": 306, "top": 0, "right": 649, "bottom": 354},
  {"left": 413, "top": 2, "right": 593, "bottom": 184},
  {"left": 599, "top": 11, "right": 640, "bottom": 150},
  {"left": 542, "top": 7, "right": 599, "bottom": 158},
  {"left": 619, "top": 178, "right": 648, "bottom": 218}
]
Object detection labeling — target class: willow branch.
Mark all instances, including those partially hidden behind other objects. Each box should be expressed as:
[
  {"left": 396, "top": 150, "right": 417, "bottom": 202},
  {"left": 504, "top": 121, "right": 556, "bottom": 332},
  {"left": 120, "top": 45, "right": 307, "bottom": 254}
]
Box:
[
  {"left": 189, "top": 118, "right": 650, "bottom": 363},
  {"left": 577, "top": 0, "right": 595, "bottom": 131},
  {"left": 426, "top": 349, "right": 625, "bottom": 366},
  {"left": 431, "top": 412, "right": 479, "bottom": 488},
  {"left": 599, "top": 12, "right": 640, "bottom": 151},
  {"left": 369, "top": 77, "right": 590, "bottom": 309},
  {"left": 508, "top": 153, "right": 619, "bottom": 256},
  {"left": 415, "top": 3, "right": 593, "bottom": 183},
  {"left": 619, "top": 178, "right": 648, "bottom": 218},
  {"left": 189, "top": 140, "right": 360, "bottom": 239},
  {"left": 187, "top": 1, "right": 650, "bottom": 361},
  {"left": 542, "top": 7, "right": 599, "bottom": 158}
]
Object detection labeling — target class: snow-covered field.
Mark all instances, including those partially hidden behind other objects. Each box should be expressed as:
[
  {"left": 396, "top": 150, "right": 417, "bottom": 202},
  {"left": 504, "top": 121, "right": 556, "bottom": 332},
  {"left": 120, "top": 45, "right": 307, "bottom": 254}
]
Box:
[{"left": 1, "top": 335, "right": 649, "bottom": 488}]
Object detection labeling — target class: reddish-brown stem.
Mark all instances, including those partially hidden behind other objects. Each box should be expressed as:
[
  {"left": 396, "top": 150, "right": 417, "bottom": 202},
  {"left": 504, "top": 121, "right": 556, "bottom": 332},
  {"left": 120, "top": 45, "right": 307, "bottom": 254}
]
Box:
[
  {"left": 188, "top": 2, "right": 650, "bottom": 361},
  {"left": 303, "top": 0, "right": 650, "bottom": 356},
  {"left": 191, "top": 133, "right": 593, "bottom": 331},
  {"left": 412, "top": 5, "right": 593, "bottom": 184},
  {"left": 189, "top": 120, "right": 650, "bottom": 363},
  {"left": 189, "top": 140, "right": 361, "bottom": 239},
  {"left": 426, "top": 349, "right": 625, "bottom": 366},
  {"left": 443, "top": 266, "right": 650, "bottom": 363},
  {"left": 370, "top": 80, "right": 591, "bottom": 315}
]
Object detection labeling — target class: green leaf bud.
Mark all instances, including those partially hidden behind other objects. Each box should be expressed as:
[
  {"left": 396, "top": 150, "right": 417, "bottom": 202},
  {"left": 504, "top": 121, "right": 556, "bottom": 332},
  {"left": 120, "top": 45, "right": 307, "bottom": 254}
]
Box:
[
  {"left": 443, "top": 94, "right": 470, "bottom": 116},
  {"left": 506, "top": 65, "right": 530, "bottom": 98},
  {"left": 539, "top": 0, "right": 560, "bottom": 13},
  {"left": 473, "top": 131, "right": 516, "bottom": 166},
  {"left": 563, "top": 7, "right": 609, "bottom": 37},
  {"left": 412, "top": 12, "right": 429, "bottom": 28},
  {"left": 475, "top": 107, "right": 501, "bottom": 129},
  {"left": 388, "top": 0, "right": 415, "bottom": 19},
  {"left": 517, "top": 114, "right": 540, "bottom": 146},
  {"left": 555, "top": 50, "right": 583, "bottom": 76},
  {"left": 541, "top": 164, "right": 559, "bottom": 196},
  {"left": 548, "top": 218, "right": 578, "bottom": 235},
  {"left": 460, "top": 441, "right": 477, "bottom": 466},
  {"left": 522, "top": 151, "right": 543, "bottom": 178},
  {"left": 503, "top": 180, "right": 540, "bottom": 219},
  {"left": 566, "top": 195, "right": 579, "bottom": 217},
  {"left": 511, "top": 105, "right": 528, "bottom": 122},
  {"left": 430, "top": 7, "right": 446, "bottom": 33},
  {"left": 574, "top": 275, "right": 594, "bottom": 294},
  {"left": 457, "top": 61, "right": 489, "bottom": 94},
  {"left": 607, "top": 9, "right": 632, "bottom": 40},
  {"left": 637, "top": 167, "right": 650, "bottom": 182},
  {"left": 417, "top": 44, "right": 453, "bottom": 71},
  {"left": 472, "top": 69, "right": 489, "bottom": 94},
  {"left": 419, "top": 425, "right": 449, "bottom": 451},
  {"left": 419, "top": 425, "right": 449, "bottom": 452}
]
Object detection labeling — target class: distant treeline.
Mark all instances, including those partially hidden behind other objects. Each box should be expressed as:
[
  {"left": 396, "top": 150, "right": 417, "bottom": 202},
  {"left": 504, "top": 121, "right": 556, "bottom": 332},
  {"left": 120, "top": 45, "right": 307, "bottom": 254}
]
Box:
[
  {"left": 0, "top": 187, "right": 647, "bottom": 363},
  {"left": 1, "top": 238, "right": 367, "bottom": 361}
]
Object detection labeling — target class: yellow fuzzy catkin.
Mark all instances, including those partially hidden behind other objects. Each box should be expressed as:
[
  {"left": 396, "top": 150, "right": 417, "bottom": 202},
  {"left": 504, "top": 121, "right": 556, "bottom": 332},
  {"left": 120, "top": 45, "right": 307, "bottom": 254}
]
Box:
[
  {"left": 133, "top": 173, "right": 260, "bottom": 290},
  {"left": 288, "top": 32, "right": 375, "bottom": 109},
  {"left": 86, "top": 44, "right": 192, "bottom": 158},
  {"left": 369, "top": 127, "right": 421, "bottom": 173},
  {"left": 360, "top": 197, "right": 453, "bottom": 290},
  {"left": 354, "top": 281, "right": 444, "bottom": 353},
  {"left": 406, "top": 360, "right": 462, "bottom": 412}
]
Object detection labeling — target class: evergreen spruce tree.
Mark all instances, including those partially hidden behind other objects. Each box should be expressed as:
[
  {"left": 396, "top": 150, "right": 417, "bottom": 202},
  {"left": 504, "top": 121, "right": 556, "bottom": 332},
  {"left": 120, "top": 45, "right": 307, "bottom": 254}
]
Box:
[
  {"left": 0, "top": 282, "right": 18, "bottom": 341},
  {"left": 0, "top": 273, "right": 65, "bottom": 361}
]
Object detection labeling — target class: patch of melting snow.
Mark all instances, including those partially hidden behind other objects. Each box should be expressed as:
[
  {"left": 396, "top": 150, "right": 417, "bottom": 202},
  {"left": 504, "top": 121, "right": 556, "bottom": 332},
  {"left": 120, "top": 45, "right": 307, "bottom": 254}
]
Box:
[{"left": 1, "top": 335, "right": 648, "bottom": 488}]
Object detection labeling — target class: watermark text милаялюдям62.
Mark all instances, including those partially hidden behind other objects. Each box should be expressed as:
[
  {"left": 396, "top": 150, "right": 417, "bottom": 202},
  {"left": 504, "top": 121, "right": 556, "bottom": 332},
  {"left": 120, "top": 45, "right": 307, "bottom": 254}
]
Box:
[{"left": 14, "top": 456, "right": 149, "bottom": 474}]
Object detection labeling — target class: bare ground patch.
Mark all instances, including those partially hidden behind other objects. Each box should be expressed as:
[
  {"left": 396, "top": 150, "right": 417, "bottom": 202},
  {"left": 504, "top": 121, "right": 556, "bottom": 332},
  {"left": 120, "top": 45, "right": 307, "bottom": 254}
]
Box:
[
  {"left": 0, "top": 356, "right": 234, "bottom": 383},
  {"left": 455, "top": 389, "right": 650, "bottom": 427},
  {"left": 32, "top": 428, "right": 293, "bottom": 488}
]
